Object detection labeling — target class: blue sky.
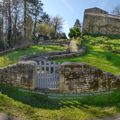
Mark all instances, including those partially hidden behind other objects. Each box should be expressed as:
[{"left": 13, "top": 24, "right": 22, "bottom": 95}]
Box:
[{"left": 42, "top": 0, "right": 120, "bottom": 35}]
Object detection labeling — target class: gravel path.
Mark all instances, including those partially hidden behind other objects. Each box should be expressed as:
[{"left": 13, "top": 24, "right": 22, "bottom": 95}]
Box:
[
  {"left": 1, "top": 113, "right": 120, "bottom": 120},
  {"left": 94, "top": 114, "right": 120, "bottom": 120},
  {"left": 0, "top": 113, "right": 20, "bottom": 120}
]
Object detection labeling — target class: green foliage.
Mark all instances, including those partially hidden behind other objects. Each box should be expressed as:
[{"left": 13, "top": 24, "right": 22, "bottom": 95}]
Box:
[
  {"left": 68, "top": 27, "right": 81, "bottom": 38},
  {"left": 36, "top": 23, "right": 55, "bottom": 38}
]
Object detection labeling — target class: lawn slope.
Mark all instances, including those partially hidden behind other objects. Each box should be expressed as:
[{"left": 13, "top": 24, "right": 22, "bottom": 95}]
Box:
[
  {"left": 0, "top": 45, "right": 66, "bottom": 68},
  {"left": 0, "top": 84, "right": 120, "bottom": 120},
  {"left": 56, "top": 35, "right": 120, "bottom": 75}
]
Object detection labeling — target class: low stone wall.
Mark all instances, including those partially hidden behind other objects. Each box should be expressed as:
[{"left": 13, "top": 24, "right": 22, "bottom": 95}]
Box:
[
  {"left": 0, "top": 60, "right": 120, "bottom": 93},
  {"left": 48, "top": 47, "right": 86, "bottom": 60},
  {"left": 0, "top": 61, "right": 37, "bottom": 89},
  {"left": 0, "top": 48, "right": 17, "bottom": 56},
  {"left": 33, "top": 39, "right": 70, "bottom": 46},
  {"left": 59, "top": 62, "right": 120, "bottom": 93}
]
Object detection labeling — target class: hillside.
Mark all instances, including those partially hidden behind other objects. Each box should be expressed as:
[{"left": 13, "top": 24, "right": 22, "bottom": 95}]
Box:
[
  {"left": 1, "top": 85, "right": 120, "bottom": 120},
  {"left": 57, "top": 35, "right": 120, "bottom": 75},
  {"left": 0, "top": 45, "right": 66, "bottom": 68}
]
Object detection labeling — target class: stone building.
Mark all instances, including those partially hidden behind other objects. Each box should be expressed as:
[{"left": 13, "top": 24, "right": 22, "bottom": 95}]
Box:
[{"left": 82, "top": 7, "right": 120, "bottom": 34}]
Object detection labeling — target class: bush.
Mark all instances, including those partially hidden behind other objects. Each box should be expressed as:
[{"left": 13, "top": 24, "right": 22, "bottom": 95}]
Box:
[{"left": 68, "top": 27, "right": 81, "bottom": 39}]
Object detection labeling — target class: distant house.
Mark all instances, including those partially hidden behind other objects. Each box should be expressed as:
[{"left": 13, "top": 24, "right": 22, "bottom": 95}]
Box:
[{"left": 35, "top": 33, "right": 49, "bottom": 41}]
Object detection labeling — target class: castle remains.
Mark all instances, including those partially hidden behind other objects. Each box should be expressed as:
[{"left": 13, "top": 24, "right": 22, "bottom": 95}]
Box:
[{"left": 83, "top": 7, "right": 120, "bottom": 35}]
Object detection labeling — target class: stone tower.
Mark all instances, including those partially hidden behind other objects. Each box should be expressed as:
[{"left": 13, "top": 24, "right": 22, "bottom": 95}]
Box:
[{"left": 82, "top": 7, "right": 120, "bottom": 35}]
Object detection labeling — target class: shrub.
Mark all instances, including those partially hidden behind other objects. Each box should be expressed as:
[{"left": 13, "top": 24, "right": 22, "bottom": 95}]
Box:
[{"left": 68, "top": 27, "right": 81, "bottom": 39}]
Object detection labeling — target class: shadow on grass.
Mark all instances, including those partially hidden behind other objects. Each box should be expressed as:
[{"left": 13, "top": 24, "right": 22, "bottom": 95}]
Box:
[
  {"left": 0, "top": 84, "right": 62, "bottom": 110},
  {"left": 1, "top": 84, "right": 120, "bottom": 110}
]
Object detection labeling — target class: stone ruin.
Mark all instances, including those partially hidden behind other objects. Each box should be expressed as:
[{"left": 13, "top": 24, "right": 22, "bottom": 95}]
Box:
[
  {"left": 0, "top": 61, "right": 36, "bottom": 89},
  {"left": 82, "top": 7, "right": 120, "bottom": 35},
  {"left": 59, "top": 62, "right": 120, "bottom": 93},
  {"left": 0, "top": 61, "right": 120, "bottom": 93}
]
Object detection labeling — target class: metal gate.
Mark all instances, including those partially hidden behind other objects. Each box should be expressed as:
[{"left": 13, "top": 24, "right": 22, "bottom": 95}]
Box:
[{"left": 36, "top": 61, "right": 60, "bottom": 90}]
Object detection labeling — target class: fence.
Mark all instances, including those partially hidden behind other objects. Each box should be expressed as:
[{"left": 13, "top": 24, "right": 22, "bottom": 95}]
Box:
[{"left": 36, "top": 61, "right": 60, "bottom": 90}]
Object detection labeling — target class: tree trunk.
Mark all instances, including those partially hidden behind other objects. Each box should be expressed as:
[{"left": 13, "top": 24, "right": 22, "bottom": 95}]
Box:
[
  {"left": 7, "top": 1, "right": 12, "bottom": 48},
  {"left": 33, "top": 11, "right": 37, "bottom": 40},
  {"left": 24, "top": 0, "right": 27, "bottom": 40}
]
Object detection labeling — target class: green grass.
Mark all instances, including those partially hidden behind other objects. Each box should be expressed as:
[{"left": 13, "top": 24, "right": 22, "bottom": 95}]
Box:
[
  {"left": 56, "top": 35, "right": 120, "bottom": 75},
  {"left": 0, "top": 45, "right": 66, "bottom": 68},
  {"left": 0, "top": 84, "right": 120, "bottom": 120}
]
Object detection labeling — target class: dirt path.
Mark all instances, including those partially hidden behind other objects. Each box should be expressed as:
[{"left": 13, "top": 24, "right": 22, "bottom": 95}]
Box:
[{"left": 0, "top": 113, "right": 20, "bottom": 120}]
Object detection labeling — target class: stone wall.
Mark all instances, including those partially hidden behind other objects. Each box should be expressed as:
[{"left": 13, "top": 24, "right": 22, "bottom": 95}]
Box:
[
  {"left": 0, "top": 61, "right": 37, "bottom": 89},
  {"left": 0, "top": 60, "right": 120, "bottom": 93},
  {"left": 48, "top": 46, "right": 86, "bottom": 60},
  {"left": 83, "top": 7, "right": 120, "bottom": 35},
  {"left": 59, "top": 62, "right": 120, "bottom": 93}
]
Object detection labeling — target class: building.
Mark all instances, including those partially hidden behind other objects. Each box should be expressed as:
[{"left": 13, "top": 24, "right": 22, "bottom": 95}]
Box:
[{"left": 82, "top": 7, "right": 120, "bottom": 35}]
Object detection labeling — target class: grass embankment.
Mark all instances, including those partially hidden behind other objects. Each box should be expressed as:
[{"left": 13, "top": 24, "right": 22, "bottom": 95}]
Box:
[
  {"left": 0, "top": 45, "right": 66, "bottom": 68},
  {"left": 0, "top": 84, "right": 120, "bottom": 120},
  {"left": 56, "top": 35, "right": 120, "bottom": 75}
]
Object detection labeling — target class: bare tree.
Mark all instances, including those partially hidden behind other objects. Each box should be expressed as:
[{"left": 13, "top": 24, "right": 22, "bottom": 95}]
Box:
[
  {"left": 112, "top": 5, "right": 120, "bottom": 16},
  {"left": 51, "top": 16, "right": 63, "bottom": 35},
  {"left": 29, "top": 0, "right": 43, "bottom": 40}
]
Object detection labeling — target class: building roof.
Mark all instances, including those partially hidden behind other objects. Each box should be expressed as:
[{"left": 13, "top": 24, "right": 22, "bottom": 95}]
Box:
[{"left": 85, "top": 7, "right": 108, "bottom": 14}]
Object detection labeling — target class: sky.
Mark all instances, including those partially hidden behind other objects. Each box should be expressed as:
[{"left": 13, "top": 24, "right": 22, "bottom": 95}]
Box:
[{"left": 42, "top": 0, "right": 120, "bottom": 35}]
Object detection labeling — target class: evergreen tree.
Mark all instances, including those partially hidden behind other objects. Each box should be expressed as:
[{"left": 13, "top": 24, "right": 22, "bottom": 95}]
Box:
[{"left": 74, "top": 19, "right": 81, "bottom": 31}]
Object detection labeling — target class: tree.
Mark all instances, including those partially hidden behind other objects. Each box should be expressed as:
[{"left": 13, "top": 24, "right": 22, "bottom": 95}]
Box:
[
  {"left": 68, "top": 27, "right": 81, "bottom": 39},
  {"left": 41, "top": 12, "right": 50, "bottom": 24},
  {"left": 74, "top": 19, "right": 81, "bottom": 31},
  {"left": 55, "top": 32, "right": 67, "bottom": 39},
  {"left": 28, "top": 0, "right": 43, "bottom": 40},
  {"left": 23, "top": 0, "right": 27, "bottom": 41},
  {"left": 51, "top": 16, "right": 63, "bottom": 35},
  {"left": 12, "top": 0, "right": 22, "bottom": 46},
  {"left": 112, "top": 5, "right": 120, "bottom": 16},
  {"left": 0, "top": 0, "right": 44, "bottom": 49},
  {"left": 0, "top": 3, "right": 3, "bottom": 40},
  {"left": 36, "top": 23, "right": 55, "bottom": 39}
]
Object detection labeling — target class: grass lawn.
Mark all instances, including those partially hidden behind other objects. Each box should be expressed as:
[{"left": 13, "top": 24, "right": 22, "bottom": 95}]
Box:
[
  {"left": 0, "top": 84, "right": 120, "bottom": 120},
  {"left": 0, "top": 45, "right": 66, "bottom": 68},
  {"left": 56, "top": 35, "right": 120, "bottom": 75}
]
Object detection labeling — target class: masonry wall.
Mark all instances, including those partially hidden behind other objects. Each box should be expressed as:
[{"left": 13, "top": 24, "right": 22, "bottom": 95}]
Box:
[
  {"left": 59, "top": 62, "right": 120, "bottom": 93},
  {"left": 0, "top": 61, "right": 37, "bottom": 89},
  {"left": 0, "top": 60, "right": 120, "bottom": 93},
  {"left": 83, "top": 8, "right": 120, "bottom": 34}
]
